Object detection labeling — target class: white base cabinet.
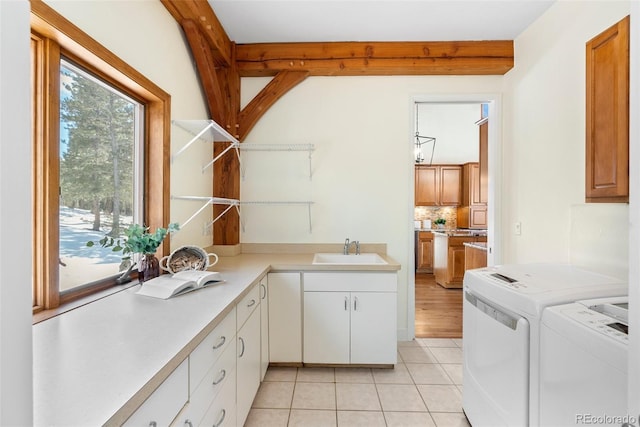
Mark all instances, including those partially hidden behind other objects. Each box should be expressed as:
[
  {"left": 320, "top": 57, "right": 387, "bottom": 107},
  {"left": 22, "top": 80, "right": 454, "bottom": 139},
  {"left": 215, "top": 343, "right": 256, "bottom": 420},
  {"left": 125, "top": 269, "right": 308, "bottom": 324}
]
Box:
[
  {"left": 268, "top": 272, "right": 302, "bottom": 363},
  {"left": 303, "top": 272, "right": 397, "bottom": 365},
  {"left": 236, "top": 284, "right": 262, "bottom": 426},
  {"left": 259, "top": 277, "right": 269, "bottom": 380}
]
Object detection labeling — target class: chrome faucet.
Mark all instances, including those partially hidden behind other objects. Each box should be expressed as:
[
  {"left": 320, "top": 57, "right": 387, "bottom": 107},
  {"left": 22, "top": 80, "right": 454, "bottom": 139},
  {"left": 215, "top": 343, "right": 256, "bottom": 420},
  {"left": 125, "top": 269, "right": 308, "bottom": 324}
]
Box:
[{"left": 343, "top": 238, "right": 360, "bottom": 255}]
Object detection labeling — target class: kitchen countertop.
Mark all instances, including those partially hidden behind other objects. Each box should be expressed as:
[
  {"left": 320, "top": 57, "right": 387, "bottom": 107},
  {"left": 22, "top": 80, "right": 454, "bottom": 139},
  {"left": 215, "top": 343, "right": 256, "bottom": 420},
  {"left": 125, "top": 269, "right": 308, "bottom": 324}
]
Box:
[
  {"left": 464, "top": 241, "right": 488, "bottom": 251},
  {"left": 33, "top": 251, "right": 400, "bottom": 426},
  {"left": 431, "top": 229, "right": 487, "bottom": 237}
]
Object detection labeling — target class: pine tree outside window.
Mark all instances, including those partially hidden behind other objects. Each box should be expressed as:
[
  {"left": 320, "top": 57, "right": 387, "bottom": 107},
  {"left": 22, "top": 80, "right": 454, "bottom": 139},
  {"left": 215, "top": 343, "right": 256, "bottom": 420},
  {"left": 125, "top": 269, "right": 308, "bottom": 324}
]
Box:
[{"left": 58, "top": 60, "right": 144, "bottom": 292}]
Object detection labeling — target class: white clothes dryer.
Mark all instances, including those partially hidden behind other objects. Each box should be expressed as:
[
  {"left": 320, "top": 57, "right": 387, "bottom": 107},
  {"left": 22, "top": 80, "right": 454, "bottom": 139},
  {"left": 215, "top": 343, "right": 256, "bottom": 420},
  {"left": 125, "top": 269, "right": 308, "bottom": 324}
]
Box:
[
  {"left": 539, "top": 296, "right": 629, "bottom": 427},
  {"left": 462, "top": 264, "right": 627, "bottom": 426}
]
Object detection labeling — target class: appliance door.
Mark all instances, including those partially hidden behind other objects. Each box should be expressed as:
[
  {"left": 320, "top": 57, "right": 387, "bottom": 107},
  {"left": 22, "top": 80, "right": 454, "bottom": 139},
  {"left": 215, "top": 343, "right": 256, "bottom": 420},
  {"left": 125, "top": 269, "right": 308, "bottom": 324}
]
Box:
[{"left": 463, "top": 289, "right": 530, "bottom": 426}]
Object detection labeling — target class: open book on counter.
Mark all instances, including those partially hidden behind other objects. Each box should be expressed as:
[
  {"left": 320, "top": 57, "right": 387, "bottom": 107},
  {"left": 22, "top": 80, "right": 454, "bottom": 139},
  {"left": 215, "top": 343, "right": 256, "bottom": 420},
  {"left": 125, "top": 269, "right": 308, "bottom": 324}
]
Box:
[{"left": 135, "top": 270, "right": 224, "bottom": 299}]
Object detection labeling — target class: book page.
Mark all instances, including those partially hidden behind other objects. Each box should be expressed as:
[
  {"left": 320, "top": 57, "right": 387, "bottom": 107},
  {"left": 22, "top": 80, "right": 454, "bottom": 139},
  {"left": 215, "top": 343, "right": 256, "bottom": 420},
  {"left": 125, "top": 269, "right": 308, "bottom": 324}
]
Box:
[
  {"left": 172, "top": 270, "right": 223, "bottom": 287},
  {"left": 135, "top": 275, "right": 195, "bottom": 299}
]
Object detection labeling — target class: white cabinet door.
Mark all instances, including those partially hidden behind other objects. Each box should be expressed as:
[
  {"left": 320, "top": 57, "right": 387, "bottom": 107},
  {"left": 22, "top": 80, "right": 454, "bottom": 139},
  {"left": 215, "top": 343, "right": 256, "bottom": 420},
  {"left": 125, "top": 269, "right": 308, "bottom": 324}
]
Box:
[
  {"left": 259, "top": 277, "right": 269, "bottom": 380},
  {"left": 303, "top": 292, "right": 351, "bottom": 364},
  {"left": 350, "top": 292, "right": 397, "bottom": 364},
  {"left": 268, "top": 272, "right": 302, "bottom": 363},
  {"left": 236, "top": 307, "right": 261, "bottom": 426}
]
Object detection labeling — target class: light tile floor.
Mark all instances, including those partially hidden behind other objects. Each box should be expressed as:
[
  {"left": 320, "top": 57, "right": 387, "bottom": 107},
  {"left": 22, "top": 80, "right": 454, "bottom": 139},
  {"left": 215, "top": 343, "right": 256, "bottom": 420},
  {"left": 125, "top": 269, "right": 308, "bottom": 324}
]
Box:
[{"left": 245, "top": 338, "right": 470, "bottom": 427}]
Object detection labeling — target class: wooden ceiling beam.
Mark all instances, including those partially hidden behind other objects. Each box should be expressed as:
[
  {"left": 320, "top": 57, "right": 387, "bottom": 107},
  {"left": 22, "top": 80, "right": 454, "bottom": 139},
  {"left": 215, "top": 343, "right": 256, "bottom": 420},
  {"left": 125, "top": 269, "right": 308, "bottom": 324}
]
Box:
[
  {"left": 235, "top": 41, "right": 514, "bottom": 76},
  {"left": 161, "top": 0, "right": 232, "bottom": 66}
]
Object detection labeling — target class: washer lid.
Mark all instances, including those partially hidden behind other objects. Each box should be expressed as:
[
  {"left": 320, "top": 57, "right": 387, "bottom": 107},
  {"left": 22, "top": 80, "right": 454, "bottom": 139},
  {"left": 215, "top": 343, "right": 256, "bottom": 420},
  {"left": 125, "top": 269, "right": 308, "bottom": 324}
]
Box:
[{"left": 464, "top": 263, "right": 628, "bottom": 317}]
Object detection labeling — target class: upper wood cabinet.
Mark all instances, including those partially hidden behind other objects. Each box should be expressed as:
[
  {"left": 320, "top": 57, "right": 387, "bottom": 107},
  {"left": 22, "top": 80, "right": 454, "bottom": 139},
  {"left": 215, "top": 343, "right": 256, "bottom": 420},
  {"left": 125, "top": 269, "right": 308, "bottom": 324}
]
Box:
[
  {"left": 585, "top": 15, "right": 629, "bottom": 203},
  {"left": 457, "top": 163, "right": 487, "bottom": 229},
  {"left": 415, "top": 165, "right": 461, "bottom": 206}
]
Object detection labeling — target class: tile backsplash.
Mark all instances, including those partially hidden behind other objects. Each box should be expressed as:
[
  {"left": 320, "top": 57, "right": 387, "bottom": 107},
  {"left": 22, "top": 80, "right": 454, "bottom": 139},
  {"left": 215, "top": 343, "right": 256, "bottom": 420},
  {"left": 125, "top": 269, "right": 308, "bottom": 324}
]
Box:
[{"left": 414, "top": 206, "right": 457, "bottom": 229}]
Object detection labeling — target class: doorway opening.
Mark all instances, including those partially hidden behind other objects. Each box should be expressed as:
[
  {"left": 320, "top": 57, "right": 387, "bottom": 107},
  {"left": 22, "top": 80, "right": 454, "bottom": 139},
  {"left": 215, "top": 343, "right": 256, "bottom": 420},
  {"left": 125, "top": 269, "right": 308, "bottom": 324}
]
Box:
[{"left": 408, "top": 95, "right": 502, "bottom": 340}]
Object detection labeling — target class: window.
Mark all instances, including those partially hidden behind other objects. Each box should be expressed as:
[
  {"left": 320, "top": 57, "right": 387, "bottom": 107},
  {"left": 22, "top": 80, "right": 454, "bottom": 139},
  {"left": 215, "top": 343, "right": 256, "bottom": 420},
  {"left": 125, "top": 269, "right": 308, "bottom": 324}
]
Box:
[{"left": 31, "top": 0, "right": 170, "bottom": 316}]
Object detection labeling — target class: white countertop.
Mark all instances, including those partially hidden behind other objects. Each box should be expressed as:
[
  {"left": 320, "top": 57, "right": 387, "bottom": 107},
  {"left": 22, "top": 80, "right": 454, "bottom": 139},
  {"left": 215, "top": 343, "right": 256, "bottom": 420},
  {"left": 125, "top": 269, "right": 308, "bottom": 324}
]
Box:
[{"left": 33, "top": 252, "right": 400, "bottom": 426}]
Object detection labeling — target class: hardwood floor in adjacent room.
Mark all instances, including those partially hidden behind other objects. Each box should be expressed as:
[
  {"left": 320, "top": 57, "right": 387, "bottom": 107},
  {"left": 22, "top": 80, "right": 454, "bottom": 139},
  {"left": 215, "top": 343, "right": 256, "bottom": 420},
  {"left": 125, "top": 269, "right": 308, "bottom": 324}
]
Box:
[{"left": 415, "top": 272, "right": 463, "bottom": 338}]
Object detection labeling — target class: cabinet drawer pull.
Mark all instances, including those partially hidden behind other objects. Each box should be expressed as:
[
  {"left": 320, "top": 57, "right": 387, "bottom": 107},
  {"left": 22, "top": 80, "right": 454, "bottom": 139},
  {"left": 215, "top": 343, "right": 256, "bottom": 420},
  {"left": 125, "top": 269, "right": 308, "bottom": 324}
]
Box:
[
  {"left": 212, "top": 369, "right": 226, "bottom": 385},
  {"left": 212, "top": 336, "right": 226, "bottom": 350},
  {"left": 354, "top": 296, "right": 359, "bottom": 311},
  {"left": 260, "top": 283, "right": 266, "bottom": 299},
  {"left": 149, "top": 422, "right": 157, "bottom": 427},
  {"left": 239, "top": 337, "right": 245, "bottom": 358},
  {"left": 247, "top": 299, "right": 256, "bottom": 308},
  {"left": 344, "top": 296, "right": 348, "bottom": 311},
  {"left": 213, "top": 409, "right": 226, "bottom": 427},
  {"left": 184, "top": 420, "right": 193, "bottom": 427}
]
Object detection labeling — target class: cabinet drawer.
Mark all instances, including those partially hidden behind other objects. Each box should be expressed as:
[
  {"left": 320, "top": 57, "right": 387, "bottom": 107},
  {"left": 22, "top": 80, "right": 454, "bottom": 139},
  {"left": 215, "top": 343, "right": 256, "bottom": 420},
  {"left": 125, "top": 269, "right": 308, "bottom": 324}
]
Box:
[
  {"left": 237, "top": 284, "right": 260, "bottom": 330},
  {"left": 190, "top": 307, "right": 236, "bottom": 394},
  {"left": 304, "top": 272, "right": 397, "bottom": 292},
  {"left": 124, "top": 358, "right": 188, "bottom": 427},
  {"left": 187, "top": 342, "right": 237, "bottom": 425},
  {"left": 200, "top": 375, "right": 237, "bottom": 427}
]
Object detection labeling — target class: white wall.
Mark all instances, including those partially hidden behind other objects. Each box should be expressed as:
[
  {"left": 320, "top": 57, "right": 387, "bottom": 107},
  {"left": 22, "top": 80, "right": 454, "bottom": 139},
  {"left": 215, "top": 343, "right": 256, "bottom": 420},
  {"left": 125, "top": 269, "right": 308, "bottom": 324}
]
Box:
[
  {"left": 44, "top": 0, "right": 211, "bottom": 250},
  {"left": 416, "top": 103, "right": 481, "bottom": 165},
  {"left": 0, "top": 1, "right": 33, "bottom": 423},
  {"left": 240, "top": 75, "right": 503, "bottom": 338},
  {"left": 501, "top": 0, "right": 630, "bottom": 267}
]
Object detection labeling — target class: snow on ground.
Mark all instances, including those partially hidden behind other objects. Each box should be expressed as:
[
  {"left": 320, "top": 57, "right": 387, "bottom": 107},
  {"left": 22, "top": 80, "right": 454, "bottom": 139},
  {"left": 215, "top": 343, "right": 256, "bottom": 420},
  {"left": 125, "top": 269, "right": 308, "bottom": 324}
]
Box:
[{"left": 59, "top": 206, "right": 133, "bottom": 291}]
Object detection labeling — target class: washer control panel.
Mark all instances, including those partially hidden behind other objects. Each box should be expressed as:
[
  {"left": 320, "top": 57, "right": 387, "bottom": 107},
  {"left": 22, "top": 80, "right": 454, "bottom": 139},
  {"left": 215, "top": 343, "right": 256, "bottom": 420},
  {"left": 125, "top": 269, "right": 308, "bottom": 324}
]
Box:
[{"left": 560, "top": 306, "right": 628, "bottom": 344}]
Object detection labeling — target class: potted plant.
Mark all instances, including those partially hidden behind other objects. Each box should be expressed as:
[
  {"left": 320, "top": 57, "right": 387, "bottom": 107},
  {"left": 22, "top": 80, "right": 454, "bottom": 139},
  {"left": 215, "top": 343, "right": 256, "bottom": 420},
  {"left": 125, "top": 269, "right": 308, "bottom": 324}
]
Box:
[
  {"left": 434, "top": 218, "right": 447, "bottom": 229},
  {"left": 87, "top": 222, "right": 179, "bottom": 283}
]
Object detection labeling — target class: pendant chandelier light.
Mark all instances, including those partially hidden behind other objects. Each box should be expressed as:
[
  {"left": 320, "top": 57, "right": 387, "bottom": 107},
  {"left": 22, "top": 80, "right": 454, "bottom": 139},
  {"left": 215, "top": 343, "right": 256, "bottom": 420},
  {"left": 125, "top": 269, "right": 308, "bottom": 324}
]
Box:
[{"left": 414, "top": 103, "right": 436, "bottom": 164}]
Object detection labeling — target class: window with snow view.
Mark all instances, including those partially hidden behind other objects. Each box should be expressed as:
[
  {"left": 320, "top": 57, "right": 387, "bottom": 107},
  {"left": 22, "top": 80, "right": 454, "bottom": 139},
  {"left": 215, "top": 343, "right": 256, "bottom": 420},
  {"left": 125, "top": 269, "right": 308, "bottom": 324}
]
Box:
[
  {"left": 58, "top": 60, "right": 144, "bottom": 292},
  {"left": 31, "top": 3, "right": 170, "bottom": 316}
]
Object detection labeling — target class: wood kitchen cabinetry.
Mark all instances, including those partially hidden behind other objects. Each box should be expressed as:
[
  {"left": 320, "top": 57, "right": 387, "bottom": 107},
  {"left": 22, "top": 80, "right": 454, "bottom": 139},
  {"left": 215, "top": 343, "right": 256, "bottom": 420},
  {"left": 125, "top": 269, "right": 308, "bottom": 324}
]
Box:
[
  {"left": 457, "top": 162, "right": 487, "bottom": 229},
  {"left": 303, "top": 272, "right": 397, "bottom": 365},
  {"left": 415, "top": 165, "right": 461, "bottom": 206},
  {"left": 585, "top": 16, "right": 629, "bottom": 203},
  {"left": 434, "top": 233, "right": 487, "bottom": 288},
  {"left": 416, "top": 231, "right": 434, "bottom": 273}
]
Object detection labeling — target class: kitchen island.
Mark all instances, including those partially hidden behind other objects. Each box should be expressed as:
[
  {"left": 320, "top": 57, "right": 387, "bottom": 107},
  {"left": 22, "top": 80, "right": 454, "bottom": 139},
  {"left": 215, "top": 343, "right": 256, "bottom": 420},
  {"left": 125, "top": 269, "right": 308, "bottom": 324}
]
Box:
[
  {"left": 433, "top": 230, "right": 487, "bottom": 288},
  {"left": 33, "top": 245, "right": 399, "bottom": 426}
]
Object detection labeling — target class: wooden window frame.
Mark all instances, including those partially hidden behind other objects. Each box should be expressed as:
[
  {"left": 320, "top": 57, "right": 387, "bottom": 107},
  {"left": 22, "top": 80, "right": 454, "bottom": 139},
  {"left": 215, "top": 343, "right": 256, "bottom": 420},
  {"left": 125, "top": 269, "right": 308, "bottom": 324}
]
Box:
[{"left": 31, "top": 0, "right": 170, "bottom": 316}]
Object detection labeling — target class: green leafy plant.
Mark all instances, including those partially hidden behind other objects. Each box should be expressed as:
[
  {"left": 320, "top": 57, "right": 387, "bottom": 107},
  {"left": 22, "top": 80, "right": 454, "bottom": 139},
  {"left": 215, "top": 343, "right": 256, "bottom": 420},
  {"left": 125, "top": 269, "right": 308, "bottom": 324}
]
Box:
[
  {"left": 434, "top": 218, "right": 446, "bottom": 225},
  {"left": 87, "top": 222, "right": 180, "bottom": 258}
]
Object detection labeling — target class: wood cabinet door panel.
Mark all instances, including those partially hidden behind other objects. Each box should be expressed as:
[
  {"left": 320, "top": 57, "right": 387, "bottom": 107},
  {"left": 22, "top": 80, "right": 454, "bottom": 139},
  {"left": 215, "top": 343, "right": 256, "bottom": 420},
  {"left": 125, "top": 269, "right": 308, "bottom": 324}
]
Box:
[
  {"left": 586, "top": 15, "right": 629, "bottom": 202},
  {"left": 439, "top": 166, "right": 461, "bottom": 206},
  {"left": 415, "top": 166, "right": 438, "bottom": 206}
]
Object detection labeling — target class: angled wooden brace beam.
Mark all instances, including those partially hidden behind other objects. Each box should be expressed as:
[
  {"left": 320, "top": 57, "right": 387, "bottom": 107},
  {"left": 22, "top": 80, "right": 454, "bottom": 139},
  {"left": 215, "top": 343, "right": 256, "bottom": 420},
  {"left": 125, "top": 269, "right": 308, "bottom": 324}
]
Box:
[
  {"left": 181, "top": 19, "right": 227, "bottom": 124},
  {"left": 238, "top": 70, "right": 309, "bottom": 140}
]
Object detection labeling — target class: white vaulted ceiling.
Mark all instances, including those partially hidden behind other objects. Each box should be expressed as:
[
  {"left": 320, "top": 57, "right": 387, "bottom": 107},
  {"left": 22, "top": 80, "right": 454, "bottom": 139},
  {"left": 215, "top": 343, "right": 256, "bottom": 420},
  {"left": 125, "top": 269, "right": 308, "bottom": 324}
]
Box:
[{"left": 209, "top": 0, "right": 555, "bottom": 43}]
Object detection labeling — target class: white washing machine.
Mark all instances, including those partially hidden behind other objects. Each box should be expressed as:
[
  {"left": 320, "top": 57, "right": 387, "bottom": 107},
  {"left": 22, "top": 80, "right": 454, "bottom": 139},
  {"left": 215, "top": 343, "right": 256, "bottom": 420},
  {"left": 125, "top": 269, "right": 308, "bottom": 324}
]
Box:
[
  {"left": 462, "top": 264, "right": 628, "bottom": 426},
  {"left": 539, "top": 296, "right": 629, "bottom": 426}
]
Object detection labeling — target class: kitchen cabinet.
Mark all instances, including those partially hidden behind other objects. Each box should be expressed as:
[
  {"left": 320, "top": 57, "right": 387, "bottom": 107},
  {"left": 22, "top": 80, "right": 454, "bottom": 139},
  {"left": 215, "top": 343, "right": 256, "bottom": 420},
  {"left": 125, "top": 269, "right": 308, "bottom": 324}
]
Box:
[
  {"left": 236, "top": 284, "right": 261, "bottom": 426},
  {"left": 268, "top": 272, "right": 302, "bottom": 363},
  {"left": 259, "top": 277, "right": 269, "bottom": 381},
  {"left": 464, "top": 242, "right": 488, "bottom": 270},
  {"left": 585, "top": 15, "right": 629, "bottom": 203},
  {"left": 457, "top": 162, "right": 487, "bottom": 229},
  {"left": 123, "top": 359, "right": 188, "bottom": 427},
  {"left": 433, "top": 233, "right": 487, "bottom": 288},
  {"left": 416, "top": 231, "right": 434, "bottom": 273},
  {"left": 415, "top": 165, "right": 461, "bottom": 206},
  {"left": 303, "top": 272, "right": 397, "bottom": 365}
]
